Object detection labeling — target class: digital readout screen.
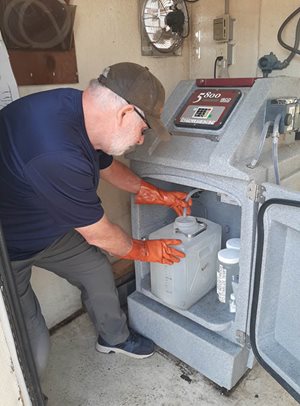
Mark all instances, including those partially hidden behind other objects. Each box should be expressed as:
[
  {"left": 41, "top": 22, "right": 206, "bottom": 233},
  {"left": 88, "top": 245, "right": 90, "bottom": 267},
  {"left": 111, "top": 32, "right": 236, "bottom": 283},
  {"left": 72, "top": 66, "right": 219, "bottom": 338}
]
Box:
[
  {"left": 175, "top": 88, "right": 242, "bottom": 130},
  {"left": 192, "top": 107, "right": 212, "bottom": 119}
]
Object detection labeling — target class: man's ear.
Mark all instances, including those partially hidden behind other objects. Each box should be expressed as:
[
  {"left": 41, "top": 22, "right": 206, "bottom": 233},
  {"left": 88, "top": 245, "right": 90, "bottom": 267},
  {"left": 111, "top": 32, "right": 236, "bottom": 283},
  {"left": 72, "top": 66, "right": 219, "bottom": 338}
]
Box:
[{"left": 116, "top": 104, "right": 134, "bottom": 127}]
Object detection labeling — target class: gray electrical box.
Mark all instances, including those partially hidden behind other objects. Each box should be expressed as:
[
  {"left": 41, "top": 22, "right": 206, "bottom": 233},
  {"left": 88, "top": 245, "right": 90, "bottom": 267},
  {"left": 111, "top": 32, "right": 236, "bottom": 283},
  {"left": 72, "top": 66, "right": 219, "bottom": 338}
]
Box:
[
  {"left": 213, "top": 14, "right": 233, "bottom": 42},
  {"left": 265, "top": 97, "right": 300, "bottom": 133}
]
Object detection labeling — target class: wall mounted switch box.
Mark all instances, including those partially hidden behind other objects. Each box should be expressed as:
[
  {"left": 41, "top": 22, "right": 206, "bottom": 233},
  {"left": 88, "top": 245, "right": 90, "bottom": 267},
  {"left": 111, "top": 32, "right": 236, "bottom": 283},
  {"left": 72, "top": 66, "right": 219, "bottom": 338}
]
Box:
[{"left": 213, "top": 14, "right": 234, "bottom": 43}]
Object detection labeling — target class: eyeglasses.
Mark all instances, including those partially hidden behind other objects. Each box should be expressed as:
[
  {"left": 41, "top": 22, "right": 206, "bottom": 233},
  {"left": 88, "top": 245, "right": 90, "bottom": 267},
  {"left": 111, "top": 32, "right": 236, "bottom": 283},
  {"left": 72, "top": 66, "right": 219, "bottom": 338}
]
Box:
[
  {"left": 123, "top": 98, "right": 151, "bottom": 130},
  {"left": 132, "top": 105, "right": 151, "bottom": 130}
]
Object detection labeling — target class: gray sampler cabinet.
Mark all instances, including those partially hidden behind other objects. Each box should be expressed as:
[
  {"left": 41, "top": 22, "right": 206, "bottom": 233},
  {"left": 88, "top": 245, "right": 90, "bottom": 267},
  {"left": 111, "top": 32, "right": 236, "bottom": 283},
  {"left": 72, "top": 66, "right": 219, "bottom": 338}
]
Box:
[{"left": 127, "top": 77, "right": 300, "bottom": 402}]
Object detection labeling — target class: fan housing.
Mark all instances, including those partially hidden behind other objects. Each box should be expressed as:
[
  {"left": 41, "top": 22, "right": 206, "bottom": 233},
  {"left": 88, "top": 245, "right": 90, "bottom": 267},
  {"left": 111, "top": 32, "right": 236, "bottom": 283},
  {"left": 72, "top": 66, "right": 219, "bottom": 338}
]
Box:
[{"left": 140, "top": 0, "right": 189, "bottom": 56}]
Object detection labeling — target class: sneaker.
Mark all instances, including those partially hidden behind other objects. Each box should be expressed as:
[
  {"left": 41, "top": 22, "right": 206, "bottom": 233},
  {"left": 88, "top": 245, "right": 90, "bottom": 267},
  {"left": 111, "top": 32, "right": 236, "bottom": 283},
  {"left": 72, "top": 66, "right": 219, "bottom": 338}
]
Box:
[{"left": 96, "top": 331, "right": 154, "bottom": 359}]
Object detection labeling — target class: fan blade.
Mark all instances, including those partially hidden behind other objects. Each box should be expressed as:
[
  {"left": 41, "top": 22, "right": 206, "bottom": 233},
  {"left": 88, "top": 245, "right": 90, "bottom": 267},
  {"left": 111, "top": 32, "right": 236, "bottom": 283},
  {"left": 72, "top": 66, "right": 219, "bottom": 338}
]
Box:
[{"left": 151, "top": 28, "right": 163, "bottom": 43}]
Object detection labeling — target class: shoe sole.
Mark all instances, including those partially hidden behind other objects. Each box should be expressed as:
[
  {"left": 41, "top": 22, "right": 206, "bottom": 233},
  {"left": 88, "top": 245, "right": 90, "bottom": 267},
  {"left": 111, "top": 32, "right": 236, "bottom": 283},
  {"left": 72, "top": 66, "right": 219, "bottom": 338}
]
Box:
[{"left": 95, "top": 342, "right": 154, "bottom": 359}]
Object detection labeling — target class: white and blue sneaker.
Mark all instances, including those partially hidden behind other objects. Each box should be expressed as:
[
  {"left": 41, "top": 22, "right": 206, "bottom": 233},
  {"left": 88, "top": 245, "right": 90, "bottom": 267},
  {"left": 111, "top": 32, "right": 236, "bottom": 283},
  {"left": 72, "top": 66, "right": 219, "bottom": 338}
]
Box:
[{"left": 96, "top": 331, "right": 154, "bottom": 359}]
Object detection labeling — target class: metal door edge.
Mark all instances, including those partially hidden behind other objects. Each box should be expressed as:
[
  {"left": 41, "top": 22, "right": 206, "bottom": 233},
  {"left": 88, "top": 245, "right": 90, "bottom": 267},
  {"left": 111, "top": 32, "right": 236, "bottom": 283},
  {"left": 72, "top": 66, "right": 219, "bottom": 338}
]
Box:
[
  {"left": 250, "top": 198, "right": 300, "bottom": 403},
  {"left": 0, "top": 223, "right": 45, "bottom": 405}
]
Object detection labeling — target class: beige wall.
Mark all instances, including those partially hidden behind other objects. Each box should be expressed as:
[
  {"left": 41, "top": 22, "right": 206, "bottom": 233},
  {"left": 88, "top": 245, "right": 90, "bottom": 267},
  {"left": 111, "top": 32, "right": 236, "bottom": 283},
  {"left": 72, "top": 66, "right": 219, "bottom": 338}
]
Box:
[
  {"left": 190, "top": 0, "right": 300, "bottom": 79},
  {"left": 0, "top": 293, "right": 31, "bottom": 405},
  {"left": 19, "top": 0, "right": 190, "bottom": 95}
]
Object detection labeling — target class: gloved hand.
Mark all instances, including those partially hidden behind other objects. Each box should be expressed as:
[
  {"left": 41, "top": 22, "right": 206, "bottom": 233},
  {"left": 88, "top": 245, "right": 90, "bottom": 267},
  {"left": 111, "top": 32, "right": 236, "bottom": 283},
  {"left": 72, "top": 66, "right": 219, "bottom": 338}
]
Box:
[
  {"left": 135, "top": 180, "right": 192, "bottom": 216},
  {"left": 121, "top": 239, "right": 185, "bottom": 265}
]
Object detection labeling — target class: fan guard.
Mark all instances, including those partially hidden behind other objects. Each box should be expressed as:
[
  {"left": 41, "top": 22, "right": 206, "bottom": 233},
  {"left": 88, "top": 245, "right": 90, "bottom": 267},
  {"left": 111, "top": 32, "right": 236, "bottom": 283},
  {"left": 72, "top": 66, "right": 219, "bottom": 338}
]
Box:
[{"left": 141, "top": 0, "right": 188, "bottom": 56}]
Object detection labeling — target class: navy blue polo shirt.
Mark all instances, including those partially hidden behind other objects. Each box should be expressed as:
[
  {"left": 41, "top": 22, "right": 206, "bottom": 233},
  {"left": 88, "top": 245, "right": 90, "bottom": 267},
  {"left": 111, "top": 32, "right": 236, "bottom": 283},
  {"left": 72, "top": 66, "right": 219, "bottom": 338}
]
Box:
[{"left": 0, "top": 89, "right": 113, "bottom": 260}]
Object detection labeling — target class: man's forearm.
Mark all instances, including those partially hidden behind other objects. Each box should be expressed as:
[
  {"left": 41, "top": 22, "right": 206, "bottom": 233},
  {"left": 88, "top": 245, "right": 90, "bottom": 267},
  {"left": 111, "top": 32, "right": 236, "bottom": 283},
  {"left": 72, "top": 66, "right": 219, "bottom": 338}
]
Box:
[
  {"left": 75, "top": 214, "right": 185, "bottom": 265},
  {"left": 75, "top": 214, "right": 132, "bottom": 257},
  {"left": 100, "top": 159, "right": 141, "bottom": 194}
]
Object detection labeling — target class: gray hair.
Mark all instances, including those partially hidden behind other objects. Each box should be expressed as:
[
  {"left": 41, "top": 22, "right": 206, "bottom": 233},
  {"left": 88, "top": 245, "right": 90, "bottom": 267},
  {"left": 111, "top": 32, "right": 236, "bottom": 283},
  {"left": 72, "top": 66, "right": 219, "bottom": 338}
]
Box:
[{"left": 88, "top": 79, "right": 127, "bottom": 110}]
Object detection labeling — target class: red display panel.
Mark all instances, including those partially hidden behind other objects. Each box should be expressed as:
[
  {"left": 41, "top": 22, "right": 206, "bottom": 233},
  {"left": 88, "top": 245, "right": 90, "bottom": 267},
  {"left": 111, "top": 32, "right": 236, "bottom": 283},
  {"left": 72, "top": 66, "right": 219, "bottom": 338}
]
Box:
[{"left": 175, "top": 88, "right": 241, "bottom": 130}]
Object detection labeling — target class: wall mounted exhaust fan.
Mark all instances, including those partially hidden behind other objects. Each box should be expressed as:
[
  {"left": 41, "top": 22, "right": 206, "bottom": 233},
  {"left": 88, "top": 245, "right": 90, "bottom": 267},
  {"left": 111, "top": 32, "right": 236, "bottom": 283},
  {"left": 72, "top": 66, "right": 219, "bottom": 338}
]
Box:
[{"left": 140, "top": 0, "right": 189, "bottom": 56}]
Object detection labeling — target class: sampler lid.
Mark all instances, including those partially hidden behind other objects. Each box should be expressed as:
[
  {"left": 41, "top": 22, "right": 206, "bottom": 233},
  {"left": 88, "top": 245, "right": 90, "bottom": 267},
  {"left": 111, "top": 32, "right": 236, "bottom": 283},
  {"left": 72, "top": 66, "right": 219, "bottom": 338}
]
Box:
[
  {"left": 174, "top": 216, "right": 199, "bottom": 234},
  {"left": 226, "top": 238, "right": 241, "bottom": 250},
  {"left": 174, "top": 216, "right": 206, "bottom": 238},
  {"left": 217, "top": 248, "right": 239, "bottom": 264}
]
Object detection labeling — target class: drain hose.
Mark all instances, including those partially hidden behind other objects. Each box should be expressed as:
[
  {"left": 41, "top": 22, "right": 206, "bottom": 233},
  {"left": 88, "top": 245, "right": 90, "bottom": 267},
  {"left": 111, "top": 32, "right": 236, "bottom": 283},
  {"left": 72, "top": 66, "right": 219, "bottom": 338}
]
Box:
[
  {"left": 271, "top": 114, "right": 281, "bottom": 185},
  {"left": 247, "top": 121, "right": 273, "bottom": 169},
  {"left": 183, "top": 189, "right": 202, "bottom": 217}
]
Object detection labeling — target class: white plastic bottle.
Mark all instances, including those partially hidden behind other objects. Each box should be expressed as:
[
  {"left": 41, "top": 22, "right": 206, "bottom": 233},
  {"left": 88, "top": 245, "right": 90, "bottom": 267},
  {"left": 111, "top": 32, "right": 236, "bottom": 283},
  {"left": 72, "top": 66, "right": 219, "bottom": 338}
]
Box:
[
  {"left": 149, "top": 216, "right": 222, "bottom": 310},
  {"left": 225, "top": 238, "right": 241, "bottom": 309},
  {"left": 216, "top": 248, "right": 239, "bottom": 304},
  {"left": 226, "top": 238, "right": 241, "bottom": 250}
]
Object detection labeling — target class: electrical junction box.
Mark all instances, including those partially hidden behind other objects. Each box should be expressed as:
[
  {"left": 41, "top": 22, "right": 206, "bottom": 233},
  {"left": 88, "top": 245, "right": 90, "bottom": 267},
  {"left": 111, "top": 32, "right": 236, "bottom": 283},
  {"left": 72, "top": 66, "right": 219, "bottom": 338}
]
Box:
[
  {"left": 265, "top": 98, "right": 300, "bottom": 134},
  {"left": 213, "top": 14, "right": 234, "bottom": 42}
]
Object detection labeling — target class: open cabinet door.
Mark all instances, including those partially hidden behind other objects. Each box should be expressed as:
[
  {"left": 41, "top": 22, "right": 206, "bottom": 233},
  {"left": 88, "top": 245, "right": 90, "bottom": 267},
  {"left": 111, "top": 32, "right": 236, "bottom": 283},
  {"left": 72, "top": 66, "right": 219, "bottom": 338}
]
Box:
[{"left": 250, "top": 183, "right": 300, "bottom": 403}]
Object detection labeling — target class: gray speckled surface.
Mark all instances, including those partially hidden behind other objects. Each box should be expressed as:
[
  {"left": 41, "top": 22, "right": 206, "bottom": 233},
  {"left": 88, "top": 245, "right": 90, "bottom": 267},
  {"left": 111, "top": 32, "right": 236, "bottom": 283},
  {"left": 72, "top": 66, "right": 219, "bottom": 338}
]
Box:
[
  {"left": 127, "top": 77, "right": 300, "bottom": 394},
  {"left": 127, "top": 77, "right": 300, "bottom": 182}
]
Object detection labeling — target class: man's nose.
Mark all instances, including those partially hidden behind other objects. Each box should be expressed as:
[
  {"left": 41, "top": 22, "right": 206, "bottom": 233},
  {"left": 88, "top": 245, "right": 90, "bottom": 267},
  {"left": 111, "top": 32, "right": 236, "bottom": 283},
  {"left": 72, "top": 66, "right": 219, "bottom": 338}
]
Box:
[{"left": 137, "top": 134, "right": 144, "bottom": 145}]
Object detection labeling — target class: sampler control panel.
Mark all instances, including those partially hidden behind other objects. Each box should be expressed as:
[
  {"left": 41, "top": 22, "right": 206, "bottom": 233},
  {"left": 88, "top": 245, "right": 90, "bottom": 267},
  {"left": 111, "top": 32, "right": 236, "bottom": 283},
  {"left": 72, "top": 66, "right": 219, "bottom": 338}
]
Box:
[{"left": 175, "top": 88, "right": 241, "bottom": 130}]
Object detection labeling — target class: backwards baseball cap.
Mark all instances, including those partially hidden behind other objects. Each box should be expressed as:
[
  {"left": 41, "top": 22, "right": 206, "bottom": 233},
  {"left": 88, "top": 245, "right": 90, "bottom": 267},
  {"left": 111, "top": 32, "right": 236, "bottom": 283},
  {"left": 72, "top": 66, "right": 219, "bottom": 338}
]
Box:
[{"left": 98, "top": 62, "right": 171, "bottom": 141}]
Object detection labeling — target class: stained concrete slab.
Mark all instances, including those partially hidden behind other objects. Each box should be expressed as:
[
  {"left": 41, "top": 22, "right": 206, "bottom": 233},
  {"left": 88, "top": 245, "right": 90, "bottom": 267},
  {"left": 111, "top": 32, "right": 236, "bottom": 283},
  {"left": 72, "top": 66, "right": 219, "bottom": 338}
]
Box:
[{"left": 42, "top": 313, "right": 298, "bottom": 406}]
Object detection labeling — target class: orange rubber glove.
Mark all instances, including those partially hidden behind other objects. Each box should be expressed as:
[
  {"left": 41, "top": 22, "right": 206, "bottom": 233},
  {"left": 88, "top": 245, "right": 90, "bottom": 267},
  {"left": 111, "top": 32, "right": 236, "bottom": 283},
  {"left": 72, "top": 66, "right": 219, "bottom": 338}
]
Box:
[
  {"left": 135, "top": 180, "right": 192, "bottom": 216},
  {"left": 121, "top": 239, "right": 185, "bottom": 265}
]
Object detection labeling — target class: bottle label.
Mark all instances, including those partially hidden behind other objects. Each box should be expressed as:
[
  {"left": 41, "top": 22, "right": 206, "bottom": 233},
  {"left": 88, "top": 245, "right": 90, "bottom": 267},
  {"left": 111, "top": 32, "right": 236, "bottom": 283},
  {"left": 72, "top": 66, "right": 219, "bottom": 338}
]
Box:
[
  {"left": 164, "top": 268, "right": 173, "bottom": 294},
  {"left": 217, "top": 264, "right": 226, "bottom": 303}
]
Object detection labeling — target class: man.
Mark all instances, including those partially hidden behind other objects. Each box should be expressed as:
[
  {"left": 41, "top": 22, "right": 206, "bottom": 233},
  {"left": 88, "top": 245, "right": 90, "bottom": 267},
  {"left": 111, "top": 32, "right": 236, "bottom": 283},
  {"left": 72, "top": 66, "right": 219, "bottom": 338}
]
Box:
[{"left": 0, "top": 62, "right": 191, "bottom": 377}]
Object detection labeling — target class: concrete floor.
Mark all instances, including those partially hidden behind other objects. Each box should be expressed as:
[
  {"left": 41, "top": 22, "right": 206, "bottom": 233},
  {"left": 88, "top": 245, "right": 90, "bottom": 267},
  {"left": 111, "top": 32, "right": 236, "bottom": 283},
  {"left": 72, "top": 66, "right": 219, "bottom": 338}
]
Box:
[{"left": 42, "top": 313, "right": 298, "bottom": 406}]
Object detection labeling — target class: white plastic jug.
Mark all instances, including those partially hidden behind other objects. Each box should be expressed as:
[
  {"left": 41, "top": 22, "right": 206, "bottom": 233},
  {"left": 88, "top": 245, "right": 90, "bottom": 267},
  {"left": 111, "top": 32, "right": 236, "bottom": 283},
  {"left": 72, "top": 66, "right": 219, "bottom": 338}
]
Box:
[{"left": 149, "top": 216, "right": 222, "bottom": 310}]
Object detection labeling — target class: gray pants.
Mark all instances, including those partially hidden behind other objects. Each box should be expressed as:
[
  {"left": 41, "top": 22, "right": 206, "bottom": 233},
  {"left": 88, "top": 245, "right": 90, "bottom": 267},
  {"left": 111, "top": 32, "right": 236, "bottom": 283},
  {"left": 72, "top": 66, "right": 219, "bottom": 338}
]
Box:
[{"left": 11, "top": 230, "right": 129, "bottom": 378}]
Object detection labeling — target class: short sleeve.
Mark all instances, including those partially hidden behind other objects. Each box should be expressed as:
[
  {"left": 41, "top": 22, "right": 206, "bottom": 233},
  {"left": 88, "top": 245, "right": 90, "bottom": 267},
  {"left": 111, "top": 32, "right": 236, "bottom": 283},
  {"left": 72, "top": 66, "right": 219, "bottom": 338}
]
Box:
[
  {"left": 25, "top": 151, "right": 104, "bottom": 227},
  {"left": 97, "top": 150, "right": 113, "bottom": 170}
]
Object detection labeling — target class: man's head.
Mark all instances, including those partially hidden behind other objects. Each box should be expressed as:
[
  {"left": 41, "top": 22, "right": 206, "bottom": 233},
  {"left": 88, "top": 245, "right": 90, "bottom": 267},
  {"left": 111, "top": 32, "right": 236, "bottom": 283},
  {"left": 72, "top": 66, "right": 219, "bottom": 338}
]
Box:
[
  {"left": 98, "top": 62, "right": 170, "bottom": 142},
  {"left": 83, "top": 62, "right": 170, "bottom": 156}
]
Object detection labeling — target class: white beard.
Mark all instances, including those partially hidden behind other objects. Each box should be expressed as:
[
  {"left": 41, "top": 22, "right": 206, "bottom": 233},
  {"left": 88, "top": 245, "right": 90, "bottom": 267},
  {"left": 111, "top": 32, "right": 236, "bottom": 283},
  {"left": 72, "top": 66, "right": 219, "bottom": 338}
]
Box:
[
  {"left": 107, "top": 129, "right": 138, "bottom": 156},
  {"left": 108, "top": 142, "right": 134, "bottom": 156}
]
